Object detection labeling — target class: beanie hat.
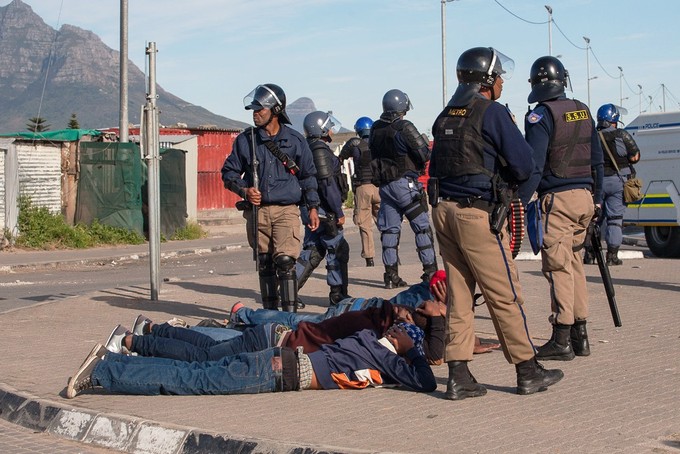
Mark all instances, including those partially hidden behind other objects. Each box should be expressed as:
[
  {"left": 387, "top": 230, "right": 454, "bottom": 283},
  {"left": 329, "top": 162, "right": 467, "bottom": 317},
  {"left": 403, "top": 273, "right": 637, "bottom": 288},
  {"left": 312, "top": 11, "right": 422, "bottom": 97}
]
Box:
[
  {"left": 429, "top": 269, "right": 447, "bottom": 295},
  {"left": 397, "top": 322, "right": 425, "bottom": 356}
]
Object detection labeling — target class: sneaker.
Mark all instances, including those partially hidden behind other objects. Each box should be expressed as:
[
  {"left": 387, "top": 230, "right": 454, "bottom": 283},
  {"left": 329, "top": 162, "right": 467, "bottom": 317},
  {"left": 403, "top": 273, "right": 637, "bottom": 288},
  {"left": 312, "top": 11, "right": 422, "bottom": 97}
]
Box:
[
  {"left": 131, "top": 314, "right": 152, "bottom": 336},
  {"left": 167, "top": 317, "right": 188, "bottom": 328},
  {"left": 229, "top": 302, "right": 245, "bottom": 325},
  {"left": 66, "top": 344, "right": 103, "bottom": 399},
  {"left": 104, "top": 324, "right": 132, "bottom": 354}
]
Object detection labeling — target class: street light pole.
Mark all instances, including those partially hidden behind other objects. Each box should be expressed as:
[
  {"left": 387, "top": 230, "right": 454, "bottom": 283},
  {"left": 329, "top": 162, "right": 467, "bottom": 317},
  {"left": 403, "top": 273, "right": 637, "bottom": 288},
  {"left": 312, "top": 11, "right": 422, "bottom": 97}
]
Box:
[
  {"left": 618, "top": 66, "right": 624, "bottom": 107},
  {"left": 637, "top": 84, "right": 642, "bottom": 115},
  {"left": 441, "top": 0, "right": 457, "bottom": 108},
  {"left": 583, "top": 36, "right": 591, "bottom": 106},
  {"left": 545, "top": 5, "right": 553, "bottom": 55}
]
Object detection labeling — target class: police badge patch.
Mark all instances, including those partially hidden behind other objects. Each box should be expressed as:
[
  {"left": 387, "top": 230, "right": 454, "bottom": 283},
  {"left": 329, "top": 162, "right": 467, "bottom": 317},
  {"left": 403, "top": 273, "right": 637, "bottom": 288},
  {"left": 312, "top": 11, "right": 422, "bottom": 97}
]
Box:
[{"left": 527, "top": 111, "right": 543, "bottom": 124}]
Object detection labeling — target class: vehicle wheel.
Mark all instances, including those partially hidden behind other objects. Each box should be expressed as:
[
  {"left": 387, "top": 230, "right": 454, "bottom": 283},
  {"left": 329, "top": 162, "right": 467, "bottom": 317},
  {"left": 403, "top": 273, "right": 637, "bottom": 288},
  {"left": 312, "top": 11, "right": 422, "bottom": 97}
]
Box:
[{"left": 644, "top": 226, "right": 680, "bottom": 258}]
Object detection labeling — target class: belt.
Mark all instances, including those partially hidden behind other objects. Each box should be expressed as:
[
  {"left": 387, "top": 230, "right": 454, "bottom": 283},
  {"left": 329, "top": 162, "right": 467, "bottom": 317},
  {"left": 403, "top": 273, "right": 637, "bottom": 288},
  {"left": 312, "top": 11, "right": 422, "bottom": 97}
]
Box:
[
  {"left": 296, "top": 346, "right": 313, "bottom": 391},
  {"left": 441, "top": 196, "right": 494, "bottom": 213}
]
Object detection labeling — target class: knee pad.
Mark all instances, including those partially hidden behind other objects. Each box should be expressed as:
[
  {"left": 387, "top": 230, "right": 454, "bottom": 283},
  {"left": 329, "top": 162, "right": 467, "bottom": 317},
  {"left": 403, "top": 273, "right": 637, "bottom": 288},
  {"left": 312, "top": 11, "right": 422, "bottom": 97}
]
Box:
[{"left": 258, "top": 253, "right": 274, "bottom": 276}]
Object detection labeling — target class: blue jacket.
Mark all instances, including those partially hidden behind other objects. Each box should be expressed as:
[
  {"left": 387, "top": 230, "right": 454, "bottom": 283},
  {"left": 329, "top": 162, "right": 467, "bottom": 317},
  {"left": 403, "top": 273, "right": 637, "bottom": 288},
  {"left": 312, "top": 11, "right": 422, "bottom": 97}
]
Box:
[
  {"left": 522, "top": 98, "right": 604, "bottom": 204},
  {"left": 430, "top": 99, "right": 534, "bottom": 202},
  {"left": 308, "top": 329, "right": 437, "bottom": 392},
  {"left": 221, "top": 126, "right": 320, "bottom": 208}
]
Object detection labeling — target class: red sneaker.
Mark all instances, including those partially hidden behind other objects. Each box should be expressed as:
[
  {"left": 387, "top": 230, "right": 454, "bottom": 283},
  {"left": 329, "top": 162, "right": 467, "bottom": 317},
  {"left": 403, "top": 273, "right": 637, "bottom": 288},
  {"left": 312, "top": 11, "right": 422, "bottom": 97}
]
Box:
[{"left": 229, "top": 302, "right": 245, "bottom": 324}]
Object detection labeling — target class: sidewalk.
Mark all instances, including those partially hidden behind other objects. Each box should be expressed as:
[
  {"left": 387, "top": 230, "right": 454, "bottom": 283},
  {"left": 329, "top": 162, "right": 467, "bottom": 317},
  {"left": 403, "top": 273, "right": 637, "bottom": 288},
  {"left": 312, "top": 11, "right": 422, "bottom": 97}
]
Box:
[{"left": 1, "top": 222, "right": 673, "bottom": 454}]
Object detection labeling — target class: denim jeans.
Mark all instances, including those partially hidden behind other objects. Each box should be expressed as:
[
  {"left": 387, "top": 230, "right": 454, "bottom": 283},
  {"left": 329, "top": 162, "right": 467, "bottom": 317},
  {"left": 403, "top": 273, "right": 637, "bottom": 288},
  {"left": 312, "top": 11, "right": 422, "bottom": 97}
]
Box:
[
  {"left": 131, "top": 322, "right": 280, "bottom": 362},
  {"left": 92, "top": 349, "right": 281, "bottom": 395},
  {"left": 190, "top": 326, "right": 242, "bottom": 341}
]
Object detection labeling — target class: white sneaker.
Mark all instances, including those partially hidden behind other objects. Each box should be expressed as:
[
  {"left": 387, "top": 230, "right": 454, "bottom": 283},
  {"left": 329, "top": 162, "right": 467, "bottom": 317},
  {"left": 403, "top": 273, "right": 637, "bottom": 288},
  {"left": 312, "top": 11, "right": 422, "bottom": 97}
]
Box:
[
  {"left": 104, "top": 324, "right": 131, "bottom": 354},
  {"left": 66, "top": 343, "right": 103, "bottom": 398},
  {"left": 131, "top": 314, "right": 152, "bottom": 336}
]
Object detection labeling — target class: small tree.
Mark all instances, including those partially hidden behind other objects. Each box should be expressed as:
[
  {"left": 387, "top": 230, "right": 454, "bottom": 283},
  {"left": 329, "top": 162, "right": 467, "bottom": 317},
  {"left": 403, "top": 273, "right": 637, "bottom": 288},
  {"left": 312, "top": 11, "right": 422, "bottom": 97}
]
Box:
[
  {"left": 67, "top": 113, "right": 80, "bottom": 129},
  {"left": 26, "top": 116, "right": 51, "bottom": 133}
]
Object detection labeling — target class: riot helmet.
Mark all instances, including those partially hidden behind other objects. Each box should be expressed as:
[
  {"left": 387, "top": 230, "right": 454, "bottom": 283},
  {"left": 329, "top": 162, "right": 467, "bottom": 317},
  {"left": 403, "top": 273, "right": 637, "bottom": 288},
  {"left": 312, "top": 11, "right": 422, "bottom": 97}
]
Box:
[
  {"left": 597, "top": 103, "right": 620, "bottom": 124},
  {"left": 527, "top": 56, "right": 571, "bottom": 103},
  {"left": 354, "top": 116, "right": 373, "bottom": 138},
  {"left": 303, "top": 111, "right": 342, "bottom": 139},
  {"left": 382, "top": 89, "right": 413, "bottom": 115},
  {"left": 243, "top": 83, "right": 291, "bottom": 124},
  {"left": 449, "top": 47, "right": 514, "bottom": 106}
]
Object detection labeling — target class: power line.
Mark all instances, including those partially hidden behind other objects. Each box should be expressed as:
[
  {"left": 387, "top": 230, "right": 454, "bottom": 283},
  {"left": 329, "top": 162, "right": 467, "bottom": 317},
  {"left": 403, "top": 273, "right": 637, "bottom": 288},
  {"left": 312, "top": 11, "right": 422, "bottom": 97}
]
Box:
[
  {"left": 35, "top": 0, "right": 65, "bottom": 128},
  {"left": 492, "top": 0, "right": 548, "bottom": 25}
]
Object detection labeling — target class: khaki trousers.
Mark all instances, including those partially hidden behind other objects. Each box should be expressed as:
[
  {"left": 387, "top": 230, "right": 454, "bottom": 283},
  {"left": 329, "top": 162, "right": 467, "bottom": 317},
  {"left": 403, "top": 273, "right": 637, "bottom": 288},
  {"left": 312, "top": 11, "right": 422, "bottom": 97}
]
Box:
[
  {"left": 432, "top": 201, "right": 536, "bottom": 364},
  {"left": 352, "top": 184, "right": 380, "bottom": 259},
  {"left": 244, "top": 204, "right": 302, "bottom": 259},
  {"left": 539, "top": 188, "right": 594, "bottom": 325}
]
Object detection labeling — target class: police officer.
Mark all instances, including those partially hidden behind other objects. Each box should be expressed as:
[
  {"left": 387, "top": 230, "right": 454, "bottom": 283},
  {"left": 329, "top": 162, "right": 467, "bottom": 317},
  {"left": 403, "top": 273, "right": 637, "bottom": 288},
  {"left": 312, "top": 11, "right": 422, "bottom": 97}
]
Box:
[
  {"left": 297, "top": 111, "right": 351, "bottom": 306},
  {"left": 430, "top": 46, "right": 563, "bottom": 399},
  {"left": 221, "top": 83, "right": 320, "bottom": 312},
  {"left": 583, "top": 104, "right": 640, "bottom": 266},
  {"left": 370, "top": 89, "right": 438, "bottom": 289},
  {"left": 339, "top": 117, "right": 380, "bottom": 267},
  {"left": 522, "top": 56, "right": 604, "bottom": 360}
]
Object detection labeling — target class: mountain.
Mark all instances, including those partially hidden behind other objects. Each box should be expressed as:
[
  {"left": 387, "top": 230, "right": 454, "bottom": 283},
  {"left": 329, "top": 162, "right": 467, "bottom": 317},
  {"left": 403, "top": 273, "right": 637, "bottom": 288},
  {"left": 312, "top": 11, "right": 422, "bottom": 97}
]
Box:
[{"left": 0, "top": 0, "right": 250, "bottom": 131}]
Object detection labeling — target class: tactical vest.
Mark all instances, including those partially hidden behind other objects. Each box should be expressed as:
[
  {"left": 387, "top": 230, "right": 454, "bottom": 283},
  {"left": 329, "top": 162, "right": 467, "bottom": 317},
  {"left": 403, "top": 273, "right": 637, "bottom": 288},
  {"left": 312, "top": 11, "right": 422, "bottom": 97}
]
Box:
[
  {"left": 541, "top": 99, "right": 593, "bottom": 178},
  {"left": 354, "top": 138, "right": 374, "bottom": 184},
  {"left": 370, "top": 119, "right": 420, "bottom": 184},
  {"left": 600, "top": 129, "right": 633, "bottom": 176},
  {"left": 430, "top": 97, "right": 494, "bottom": 179},
  {"left": 309, "top": 139, "right": 349, "bottom": 202}
]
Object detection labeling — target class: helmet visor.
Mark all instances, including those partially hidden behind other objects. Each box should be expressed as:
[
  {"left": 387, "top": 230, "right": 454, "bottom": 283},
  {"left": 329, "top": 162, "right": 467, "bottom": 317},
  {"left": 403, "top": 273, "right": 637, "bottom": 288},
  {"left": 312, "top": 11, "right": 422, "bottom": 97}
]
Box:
[
  {"left": 490, "top": 48, "right": 514, "bottom": 80},
  {"left": 322, "top": 113, "right": 342, "bottom": 134},
  {"left": 243, "top": 85, "right": 283, "bottom": 111}
]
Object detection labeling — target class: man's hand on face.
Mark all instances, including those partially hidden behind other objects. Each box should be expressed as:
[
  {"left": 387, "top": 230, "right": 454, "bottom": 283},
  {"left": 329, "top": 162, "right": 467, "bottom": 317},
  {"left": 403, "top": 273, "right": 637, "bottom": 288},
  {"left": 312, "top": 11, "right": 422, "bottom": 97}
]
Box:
[
  {"left": 386, "top": 324, "right": 414, "bottom": 356},
  {"left": 416, "top": 300, "right": 446, "bottom": 318},
  {"left": 393, "top": 305, "right": 415, "bottom": 324}
]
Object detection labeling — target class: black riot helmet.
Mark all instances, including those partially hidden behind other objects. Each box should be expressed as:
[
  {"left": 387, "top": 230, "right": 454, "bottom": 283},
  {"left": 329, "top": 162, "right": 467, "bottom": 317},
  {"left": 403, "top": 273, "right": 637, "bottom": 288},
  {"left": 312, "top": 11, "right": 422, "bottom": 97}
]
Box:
[
  {"left": 527, "top": 56, "right": 570, "bottom": 103},
  {"left": 243, "top": 83, "right": 292, "bottom": 124},
  {"left": 449, "top": 47, "right": 514, "bottom": 106}
]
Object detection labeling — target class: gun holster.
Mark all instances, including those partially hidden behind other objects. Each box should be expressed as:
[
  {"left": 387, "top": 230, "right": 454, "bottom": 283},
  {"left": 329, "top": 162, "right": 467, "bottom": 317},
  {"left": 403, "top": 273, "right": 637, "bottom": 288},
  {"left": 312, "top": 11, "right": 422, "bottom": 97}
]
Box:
[
  {"left": 320, "top": 213, "right": 339, "bottom": 237},
  {"left": 427, "top": 177, "right": 440, "bottom": 208},
  {"left": 489, "top": 201, "right": 510, "bottom": 234}
]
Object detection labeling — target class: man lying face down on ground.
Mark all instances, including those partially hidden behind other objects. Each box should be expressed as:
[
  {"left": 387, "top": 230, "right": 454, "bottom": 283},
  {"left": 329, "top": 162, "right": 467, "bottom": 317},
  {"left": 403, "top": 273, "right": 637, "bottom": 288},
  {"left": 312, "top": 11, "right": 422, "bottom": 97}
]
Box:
[{"left": 66, "top": 322, "right": 437, "bottom": 397}]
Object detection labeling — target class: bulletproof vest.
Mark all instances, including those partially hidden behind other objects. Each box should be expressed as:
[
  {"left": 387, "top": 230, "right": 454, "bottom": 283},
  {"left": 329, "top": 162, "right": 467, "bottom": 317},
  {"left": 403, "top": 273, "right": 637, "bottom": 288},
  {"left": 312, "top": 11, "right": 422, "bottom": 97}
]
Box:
[
  {"left": 600, "top": 129, "right": 633, "bottom": 175},
  {"left": 370, "top": 119, "right": 419, "bottom": 184},
  {"left": 309, "top": 139, "right": 349, "bottom": 201},
  {"left": 541, "top": 99, "right": 593, "bottom": 178},
  {"left": 355, "top": 138, "right": 374, "bottom": 184},
  {"left": 430, "top": 97, "right": 494, "bottom": 179}
]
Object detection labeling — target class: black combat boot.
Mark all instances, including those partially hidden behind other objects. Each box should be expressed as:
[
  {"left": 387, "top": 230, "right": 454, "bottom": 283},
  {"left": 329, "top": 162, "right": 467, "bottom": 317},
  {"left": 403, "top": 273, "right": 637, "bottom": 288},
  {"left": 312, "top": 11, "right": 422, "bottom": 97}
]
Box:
[
  {"left": 516, "top": 357, "right": 564, "bottom": 395},
  {"left": 329, "top": 285, "right": 346, "bottom": 307},
  {"left": 606, "top": 247, "right": 622, "bottom": 266},
  {"left": 420, "top": 263, "right": 438, "bottom": 284},
  {"left": 445, "top": 361, "right": 487, "bottom": 401},
  {"left": 365, "top": 257, "right": 374, "bottom": 267},
  {"left": 384, "top": 265, "right": 408, "bottom": 289},
  {"left": 583, "top": 246, "right": 595, "bottom": 265},
  {"left": 570, "top": 320, "right": 591, "bottom": 356},
  {"left": 536, "top": 324, "right": 575, "bottom": 361}
]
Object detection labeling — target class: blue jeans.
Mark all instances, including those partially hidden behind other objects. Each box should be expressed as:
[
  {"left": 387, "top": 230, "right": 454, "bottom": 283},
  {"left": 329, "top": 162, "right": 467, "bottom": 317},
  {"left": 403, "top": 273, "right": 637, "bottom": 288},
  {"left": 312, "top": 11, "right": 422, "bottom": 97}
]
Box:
[
  {"left": 92, "top": 349, "right": 281, "bottom": 395},
  {"left": 601, "top": 174, "right": 626, "bottom": 248},
  {"left": 131, "top": 322, "right": 280, "bottom": 362},
  {"left": 236, "top": 282, "right": 432, "bottom": 328},
  {"left": 378, "top": 177, "right": 436, "bottom": 267},
  {"left": 190, "top": 326, "right": 242, "bottom": 341}
]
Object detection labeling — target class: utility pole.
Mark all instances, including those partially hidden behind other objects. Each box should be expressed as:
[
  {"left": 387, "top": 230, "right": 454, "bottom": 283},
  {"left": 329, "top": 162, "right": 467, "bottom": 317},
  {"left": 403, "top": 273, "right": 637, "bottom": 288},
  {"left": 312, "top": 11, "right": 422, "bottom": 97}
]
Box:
[
  {"left": 142, "top": 42, "right": 161, "bottom": 301},
  {"left": 119, "top": 0, "right": 129, "bottom": 143},
  {"left": 662, "top": 83, "right": 666, "bottom": 112},
  {"left": 618, "top": 66, "right": 624, "bottom": 107},
  {"left": 584, "top": 37, "right": 591, "bottom": 106},
  {"left": 545, "top": 5, "right": 553, "bottom": 55},
  {"left": 441, "top": 0, "right": 457, "bottom": 108},
  {"left": 637, "top": 84, "right": 642, "bottom": 115}
]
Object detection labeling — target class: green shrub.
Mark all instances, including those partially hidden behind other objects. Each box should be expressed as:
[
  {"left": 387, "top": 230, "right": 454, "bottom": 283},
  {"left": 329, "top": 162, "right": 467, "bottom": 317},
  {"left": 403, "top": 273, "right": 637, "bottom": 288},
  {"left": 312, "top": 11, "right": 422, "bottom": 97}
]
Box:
[
  {"left": 170, "top": 221, "right": 207, "bottom": 240},
  {"left": 15, "top": 196, "right": 144, "bottom": 249}
]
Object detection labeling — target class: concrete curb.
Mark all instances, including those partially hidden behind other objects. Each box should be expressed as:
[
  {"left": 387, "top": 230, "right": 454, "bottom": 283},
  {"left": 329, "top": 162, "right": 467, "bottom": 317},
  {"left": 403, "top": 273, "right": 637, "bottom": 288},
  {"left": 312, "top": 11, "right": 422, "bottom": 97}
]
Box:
[{"left": 0, "top": 384, "right": 373, "bottom": 454}]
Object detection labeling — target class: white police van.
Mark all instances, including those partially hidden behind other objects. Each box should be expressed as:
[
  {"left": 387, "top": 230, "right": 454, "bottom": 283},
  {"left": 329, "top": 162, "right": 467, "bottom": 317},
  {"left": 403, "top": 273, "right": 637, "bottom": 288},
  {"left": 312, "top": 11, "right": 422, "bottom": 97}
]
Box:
[{"left": 624, "top": 112, "right": 680, "bottom": 257}]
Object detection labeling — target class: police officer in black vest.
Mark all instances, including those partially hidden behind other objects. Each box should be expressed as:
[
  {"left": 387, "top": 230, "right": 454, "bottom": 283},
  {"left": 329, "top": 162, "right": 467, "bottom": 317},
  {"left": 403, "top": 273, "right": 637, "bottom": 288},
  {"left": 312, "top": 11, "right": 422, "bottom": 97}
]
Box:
[
  {"left": 430, "top": 47, "right": 563, "bottom": 399},
  {"left": 297, "top": 111, "right": 351, "bottom": 305},
  {"left": 339, "top": 117, "right": 381, "bottom": 267},
  {"left": 522, "top": 56, "right": 604, "bottom": 361}
]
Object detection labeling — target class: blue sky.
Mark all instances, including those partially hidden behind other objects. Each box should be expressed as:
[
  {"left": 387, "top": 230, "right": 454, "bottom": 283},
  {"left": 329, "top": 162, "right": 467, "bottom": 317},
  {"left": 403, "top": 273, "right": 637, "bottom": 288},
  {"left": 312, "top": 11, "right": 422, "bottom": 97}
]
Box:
[{"left": 20, "top": 0, "right": 680, "bottom": 135}]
